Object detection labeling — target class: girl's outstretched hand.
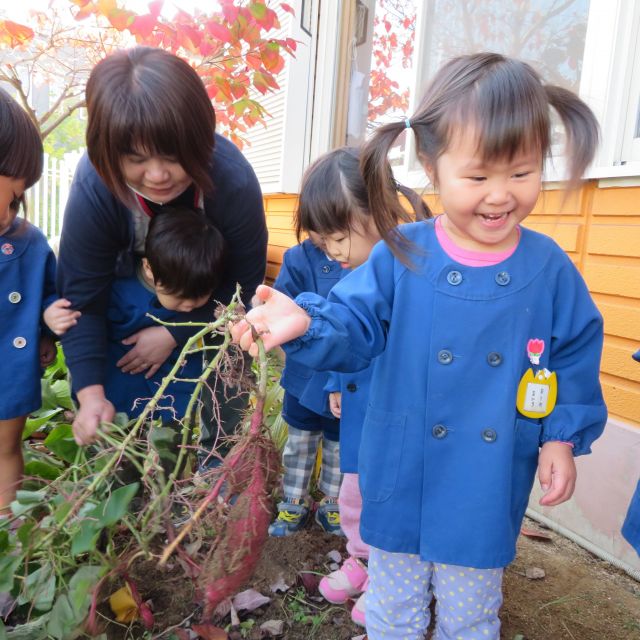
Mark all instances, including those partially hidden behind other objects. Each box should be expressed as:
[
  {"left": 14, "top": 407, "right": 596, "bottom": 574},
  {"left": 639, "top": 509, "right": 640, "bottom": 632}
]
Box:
[{"left": 231, "top": 284, "right": 312, "bottom": 356}]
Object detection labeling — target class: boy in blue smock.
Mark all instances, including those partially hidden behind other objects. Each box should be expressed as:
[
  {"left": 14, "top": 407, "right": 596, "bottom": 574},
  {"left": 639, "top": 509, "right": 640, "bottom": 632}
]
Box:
[{"left": 46, "top": 205, "right": 224, "bottom": 446}]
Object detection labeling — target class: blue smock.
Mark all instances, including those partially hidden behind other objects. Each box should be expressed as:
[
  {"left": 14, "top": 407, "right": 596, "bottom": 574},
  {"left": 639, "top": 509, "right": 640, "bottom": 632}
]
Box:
[
  {"left": 0, "top": 219, "right": 56, "bottom": 419},
  {"left": 285, "top": 220, "right": 607, "bottom": 568}
]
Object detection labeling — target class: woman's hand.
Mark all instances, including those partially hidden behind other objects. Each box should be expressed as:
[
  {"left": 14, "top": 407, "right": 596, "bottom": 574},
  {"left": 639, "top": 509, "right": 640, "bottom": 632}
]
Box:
[
  {"left": 74, "top": 385, "right": 115, "bottom": 445},
  {"left": 231, "top": 285, "right": 312, "bottom": 357},
  {"left": 117, "top": 326, "right": 177, "bottom": 378},
  {"left": 538, "top": 441, "right": 577, "bottom": 506},
  {"left": 43, "top": 298, "right": 81, "bottom": 336},
  {"left": 329, "top": 392, "right": 342, "bottom": 419}
]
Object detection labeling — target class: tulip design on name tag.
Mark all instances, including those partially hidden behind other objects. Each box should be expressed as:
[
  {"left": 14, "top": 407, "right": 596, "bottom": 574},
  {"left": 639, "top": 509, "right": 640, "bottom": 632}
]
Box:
[{"left": 516, "top": 338, "right": 558, "bottom": 418}]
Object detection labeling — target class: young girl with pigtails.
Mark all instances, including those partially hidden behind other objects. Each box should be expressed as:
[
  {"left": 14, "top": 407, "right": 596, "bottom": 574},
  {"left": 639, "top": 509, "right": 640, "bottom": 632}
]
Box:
[
  {"left": 232, "top": 52, "right": 607, "bottom": 639},
  {"left": 0, "top": 88, "right": 57, "bottom": 516}
]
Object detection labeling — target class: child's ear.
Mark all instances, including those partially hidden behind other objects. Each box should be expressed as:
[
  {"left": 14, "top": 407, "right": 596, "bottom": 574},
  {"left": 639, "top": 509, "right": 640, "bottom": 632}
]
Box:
[
  {"left": 419, "top": 154, "right": 436, "bottom": 186},
  {"left": 141, "top": 258, "right": 155, "bottom": 284}
]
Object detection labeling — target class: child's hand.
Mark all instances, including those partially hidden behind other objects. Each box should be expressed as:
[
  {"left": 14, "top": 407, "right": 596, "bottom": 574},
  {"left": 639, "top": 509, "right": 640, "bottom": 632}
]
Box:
[
  {"left": 44, "top": 298, "right": 81, "bottom": 336},
  {"left": 39, "top": 335, "right": 56, "bottom": 367},
  {"left": 329, "top": 392, "right": 342, "bottom": 419},
  {"left": 538, "top": 441, "right": 576, "bottom": 506},
  {"left": 231, "top": 285, "right": 312, "bottom": 357}
]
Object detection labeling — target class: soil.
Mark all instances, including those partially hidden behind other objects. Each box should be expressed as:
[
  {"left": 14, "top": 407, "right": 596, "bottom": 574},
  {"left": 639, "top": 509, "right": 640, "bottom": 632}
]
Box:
[{"left": 103, "top": 516, "right": 640, "bottom": 640}]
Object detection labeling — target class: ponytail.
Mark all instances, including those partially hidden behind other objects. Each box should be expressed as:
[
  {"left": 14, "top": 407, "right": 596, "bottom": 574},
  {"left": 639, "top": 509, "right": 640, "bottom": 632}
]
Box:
[
  {"left": 545, "top": 85, "right": 599, "bottom": 185},
  {"left": 361, "top": 122, "right": 416, "bottom": 265},
  {"left": 396, "top": 182, "right": 431, "bottom": 221}
]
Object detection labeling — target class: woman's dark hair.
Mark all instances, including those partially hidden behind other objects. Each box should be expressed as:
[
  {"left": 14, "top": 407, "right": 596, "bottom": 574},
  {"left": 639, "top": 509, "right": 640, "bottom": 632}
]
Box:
[
  {"left": 0, "top": 87, "right": 43, "bottom": 208},
  {"left": 294, "top": 146, "right": 428, "bottom": 243},
  {"left": 362, "top": 52, "right": 600, "bottom": 264},
  {"left": 86, "top": 47, "right": 216, "bottom": 204},
  {"left": 145, "top": 205, "right": 226, "bottom": 299}
]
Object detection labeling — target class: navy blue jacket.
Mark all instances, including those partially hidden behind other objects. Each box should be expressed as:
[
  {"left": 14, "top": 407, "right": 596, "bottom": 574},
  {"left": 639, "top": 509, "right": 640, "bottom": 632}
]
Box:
[
  {"left": 274, "top": 239, "right": 346, "bottom": 417},
  {"left": 57, "top": 134, "right": 267, "bottom": 392},
  {"left": 285, "top": 220, "right": 607, "bottom": 568},
  {"left": 0, "top": 219, "right": 56, "bottom": 419}
]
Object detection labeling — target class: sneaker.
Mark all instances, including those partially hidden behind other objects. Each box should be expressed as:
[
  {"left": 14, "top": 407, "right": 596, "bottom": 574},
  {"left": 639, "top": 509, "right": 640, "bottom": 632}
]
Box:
[
  {"left": 315, "top": 497, "right": 344, "bottom": 536},
  {"left": 351, "top": 584, "right": 367, "bottom": 627},
  {"left": 268, "top": 498, "right": 310, "bottom": 537},
  {"left": 319, "top": 556, "right": 368, "bottom": 604}
]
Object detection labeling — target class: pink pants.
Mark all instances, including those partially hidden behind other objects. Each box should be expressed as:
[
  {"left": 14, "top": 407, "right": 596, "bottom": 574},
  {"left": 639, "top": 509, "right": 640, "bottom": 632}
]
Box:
[{"left": 339, "top": 473, "right": 369, "bottom": 559}]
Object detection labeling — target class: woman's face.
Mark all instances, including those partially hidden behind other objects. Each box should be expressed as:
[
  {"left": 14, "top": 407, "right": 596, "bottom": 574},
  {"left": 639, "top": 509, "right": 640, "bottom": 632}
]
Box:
[{"left": 121, "top": 149, "right": 192, "bottom": 204}]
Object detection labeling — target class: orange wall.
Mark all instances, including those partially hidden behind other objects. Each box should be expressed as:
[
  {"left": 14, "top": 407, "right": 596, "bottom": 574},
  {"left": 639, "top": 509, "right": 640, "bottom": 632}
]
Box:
[{"left": 264, "top": 183, "right": 640, "bottom": 428}]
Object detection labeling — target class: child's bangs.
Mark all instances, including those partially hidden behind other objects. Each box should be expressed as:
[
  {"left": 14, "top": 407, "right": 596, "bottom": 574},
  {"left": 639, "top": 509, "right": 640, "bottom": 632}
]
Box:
[
  {"left": 0, "top": 119, "right": 43, "bottom": 188},
  {"left": 448, "top": 68, "right": 550, "bottom": 163}
]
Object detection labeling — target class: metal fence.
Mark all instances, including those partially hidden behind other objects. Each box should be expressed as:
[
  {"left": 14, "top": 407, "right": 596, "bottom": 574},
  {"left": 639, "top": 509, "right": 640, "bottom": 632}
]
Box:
[{"left": 26, "top": 151, "right": 83, "bottom": 239}]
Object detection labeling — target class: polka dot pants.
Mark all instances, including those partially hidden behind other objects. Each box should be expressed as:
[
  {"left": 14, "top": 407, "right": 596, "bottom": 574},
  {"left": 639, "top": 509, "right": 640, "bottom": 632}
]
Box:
[{"left": 365, "top": 547, "right": 503, "bottom": 640}]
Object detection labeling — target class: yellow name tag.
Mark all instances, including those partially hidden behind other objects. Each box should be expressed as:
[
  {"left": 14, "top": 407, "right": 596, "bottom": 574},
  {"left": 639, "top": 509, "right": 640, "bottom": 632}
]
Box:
[{"left": 516, "top": 368, "right": 557, "bottom": 418}]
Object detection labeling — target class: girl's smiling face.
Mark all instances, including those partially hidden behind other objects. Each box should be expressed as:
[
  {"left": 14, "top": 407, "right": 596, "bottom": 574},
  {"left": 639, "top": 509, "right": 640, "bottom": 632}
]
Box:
[
  {"left": 426, "top": 130, "right": 543, "bottom": 252},
  {"left": 0, "top": 176, "right": 26, "bottom": 235}
]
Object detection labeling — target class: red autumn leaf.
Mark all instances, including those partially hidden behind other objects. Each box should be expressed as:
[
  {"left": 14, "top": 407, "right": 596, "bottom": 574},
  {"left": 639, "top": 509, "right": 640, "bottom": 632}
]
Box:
[
  {"left": 206, "top": 21, "right": 232, "bottom": 43},
  {"left": 191, "top": 624, "right": 228, "bottom": 640},
  {"left": 148, "top": 0, "right": 163, "bottom": 18},
  {"left": 130, "top": 14, "right": 157, "bottom": 40},
  {"left": 0, "top": 20, "right": 35, "bottom": 46},
  {"left": 280, "top": 2, "right": 295, "bottom": 15}
]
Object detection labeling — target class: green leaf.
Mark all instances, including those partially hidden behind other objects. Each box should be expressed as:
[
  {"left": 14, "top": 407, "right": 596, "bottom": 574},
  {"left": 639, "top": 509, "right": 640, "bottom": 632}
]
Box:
[
  {"left": 93, "top": 483, "right": 139, "bottom": 527},
  {"left": 0, "top": 554, "right": 22, "bottom": 592},
  {"left": 15, "top": 489, "right": 47, "bottom": 504},
  {"left": 70, "top": 520, "right": 102, "bottom": 557},
  {"left": 24, "top": 460, "right": 62, "bottom": 481},
  {"left": 17, "top": 520, "right": 35, "bottom": 546},
  {"left": 46, "top": 594, "right": 77, "bottom": 640},
  {"left": 43, "top": 424, "right": 78, "bottom": 463},
  {"left": 51, "top": 380, "right": 73, "bottom": 410},
  {"left": 0, "top": 619, "right": 6, "bottom": 640},
  {"left": 52, "top": 500, "right": 73, "bottom": 524},
  {"left": 23, "top": 408, "right": 64, "bottom": 439},
  {"left": 0, "top": 530, "right": 8, "bottom": 553},
  {"left": 19, "top": 565, "right": 56, "bottom": 612},
  {"left": 68, "top": 565, "right": 105, "bottom": 612}
]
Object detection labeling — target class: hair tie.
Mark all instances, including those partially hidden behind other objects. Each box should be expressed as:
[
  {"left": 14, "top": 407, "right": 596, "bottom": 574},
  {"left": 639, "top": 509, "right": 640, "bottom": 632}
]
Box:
[{"left": 404, "top": 117, "right": 412, "bottom": 129}]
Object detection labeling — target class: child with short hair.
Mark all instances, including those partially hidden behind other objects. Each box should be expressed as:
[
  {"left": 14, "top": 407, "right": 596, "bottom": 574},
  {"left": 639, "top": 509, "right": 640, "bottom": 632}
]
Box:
[
  {"left": 46, "top": 205, "right": 225, "bottom": 424},
  {"left": 0, "top": 88, "right": 57, "bottom": 512},
  {"left": 232, "top": 53, "right": 607, "bottom": 639}
]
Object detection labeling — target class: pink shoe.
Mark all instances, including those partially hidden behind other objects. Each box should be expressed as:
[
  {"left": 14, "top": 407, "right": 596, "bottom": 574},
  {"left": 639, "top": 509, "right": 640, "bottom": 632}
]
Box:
[
  {"left": 350, "top": 583, "right": 367, "bottom": 627},
  {"left": 318, "top": 556, "right": 368, "bottom": 604}
]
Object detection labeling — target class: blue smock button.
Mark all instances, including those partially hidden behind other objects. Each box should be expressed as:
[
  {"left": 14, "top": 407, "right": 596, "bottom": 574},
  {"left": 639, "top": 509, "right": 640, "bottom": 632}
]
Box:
[
  {"left": 321, "top": 265, "right": 331, "bottom": 273},
  {"left": 481, "top": 428, "right": 498, "bottom": 443},
  {"left": 487, "top": 352, "right": 502, "bottom": 367},
  {"left": 346, "top": 383, "right": 357, "bottom": 392},
  {"left": 432, "top": 424, "right": 448, "bottom": 439},
  {"left": 447, "top": 270, "right": 463, "bottom": 285},
  {"left": 437, "top": 350, "right": 453, "bottom": 365},
  {"left": 495, "top": 271, "right": 511, "bottom": 286}
]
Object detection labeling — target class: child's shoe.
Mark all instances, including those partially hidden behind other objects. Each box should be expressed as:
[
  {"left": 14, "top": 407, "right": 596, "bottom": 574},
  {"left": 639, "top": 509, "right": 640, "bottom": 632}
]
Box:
[
  {"left": 319, "top": 556, "right": 368, "bottom": 604},
  {"left": 350, "top": 585, "right": 367, "bottom": 627},
  {"left": 315, "top": 497, "right": 344, "bottom": 536},
  {"left": 268, "top": 497, "right": 310, "bottom": 537}
]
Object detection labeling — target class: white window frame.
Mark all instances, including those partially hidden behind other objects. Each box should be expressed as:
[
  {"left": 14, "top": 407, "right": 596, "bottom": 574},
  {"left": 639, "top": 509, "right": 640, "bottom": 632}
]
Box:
[{"left": 390, "top": 0, "right": 640, "bottom": 188}]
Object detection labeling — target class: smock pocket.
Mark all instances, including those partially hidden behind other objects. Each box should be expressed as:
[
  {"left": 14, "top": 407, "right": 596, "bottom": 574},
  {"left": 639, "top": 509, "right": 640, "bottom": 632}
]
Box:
[{"left": 359, "top": 407, "right": 406, "bottom": 503}]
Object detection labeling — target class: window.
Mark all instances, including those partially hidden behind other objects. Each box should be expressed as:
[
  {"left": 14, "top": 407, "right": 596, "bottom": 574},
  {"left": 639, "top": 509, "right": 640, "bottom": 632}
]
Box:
[{"left": 347, "top": 0, "right": 640, "bottom": 185}]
